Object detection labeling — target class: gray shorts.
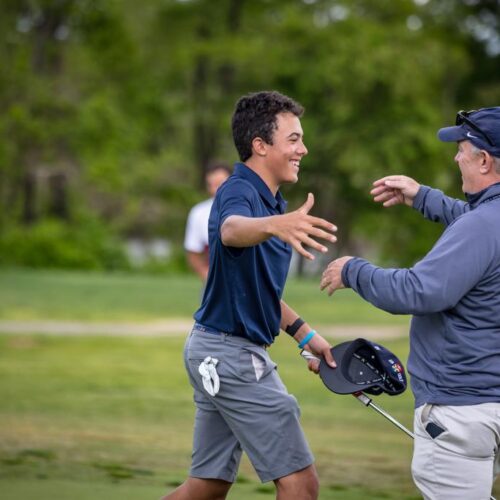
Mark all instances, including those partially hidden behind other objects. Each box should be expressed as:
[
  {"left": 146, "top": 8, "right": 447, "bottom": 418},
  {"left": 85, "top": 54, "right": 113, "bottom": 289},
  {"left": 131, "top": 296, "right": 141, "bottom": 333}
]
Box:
[{"left": 183, "top": 324, "right": 314, "bottom": 483}]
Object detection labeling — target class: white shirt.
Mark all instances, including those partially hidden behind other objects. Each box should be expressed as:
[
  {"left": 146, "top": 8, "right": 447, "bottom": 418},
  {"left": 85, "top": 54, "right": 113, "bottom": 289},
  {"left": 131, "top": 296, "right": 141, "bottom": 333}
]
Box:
[{"left": 184, "top": 198, "right": 214, "bottom": 253}]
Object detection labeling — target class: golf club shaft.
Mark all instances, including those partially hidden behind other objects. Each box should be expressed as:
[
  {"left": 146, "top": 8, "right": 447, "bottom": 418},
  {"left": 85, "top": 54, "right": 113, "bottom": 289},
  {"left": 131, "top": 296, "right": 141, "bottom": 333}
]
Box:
[
  {"left": 353, "top": 392, "right": 414, "bottom": 438},
  {"left": 368, "top": 400, "right": 415, "bottom": 439}
]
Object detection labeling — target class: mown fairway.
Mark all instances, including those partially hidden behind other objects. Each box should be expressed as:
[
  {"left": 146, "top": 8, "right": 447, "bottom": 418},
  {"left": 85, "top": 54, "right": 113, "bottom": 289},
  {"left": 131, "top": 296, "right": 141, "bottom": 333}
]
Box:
[
  {"left": 1, "top": 333, "right": 420, "bottom": 500},
  {"left": 0, "top": 268, "right": 409, "bottom": 325},
  {"left": 1, "top": 269, "right": 498, "bottom": 499}
]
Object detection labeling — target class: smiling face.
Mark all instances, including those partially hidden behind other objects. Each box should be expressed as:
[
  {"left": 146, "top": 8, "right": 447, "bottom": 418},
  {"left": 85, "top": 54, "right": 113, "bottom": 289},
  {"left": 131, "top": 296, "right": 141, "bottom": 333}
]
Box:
[{"left": 263, "top": 112, "right": 308, "bottom": 188}]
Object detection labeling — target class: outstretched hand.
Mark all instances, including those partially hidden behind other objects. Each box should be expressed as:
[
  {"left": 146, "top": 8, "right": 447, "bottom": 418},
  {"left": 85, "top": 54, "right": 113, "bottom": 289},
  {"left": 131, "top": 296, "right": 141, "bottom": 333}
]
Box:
[
  {"left": 320, "top": 256, "right": 354, "bottom": 296},
  {"left": 272, "top": 193, "right": 337, "bottom": 260},
  {"left": 371, "top": 175, "right": 420, "bottom": 208}
]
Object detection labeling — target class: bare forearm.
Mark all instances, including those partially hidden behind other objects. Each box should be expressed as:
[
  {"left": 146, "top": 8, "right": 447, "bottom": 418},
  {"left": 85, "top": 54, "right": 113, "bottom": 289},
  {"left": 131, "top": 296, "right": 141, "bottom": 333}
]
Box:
[
  {"left": 221, "top": 215, "right": 277, "bottom": 247},
  {"left": 281, "top": 300, "right": 336, "bottom": 370},
  {"left": 280, "top": 300, "right": 312, "bottom": 340},
  {"left": 186, "top": 252, "right": 209, "bottom": 281}
]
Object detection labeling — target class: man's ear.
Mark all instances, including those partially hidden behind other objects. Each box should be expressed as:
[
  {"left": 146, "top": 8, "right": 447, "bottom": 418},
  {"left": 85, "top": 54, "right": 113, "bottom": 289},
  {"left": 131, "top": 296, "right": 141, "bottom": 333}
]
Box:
[
  {"left": 479, "top": 150, "right": 492, "bottom": 174},
  {"left": 252, "top": 137, "right": 267, "bottom": 157}
]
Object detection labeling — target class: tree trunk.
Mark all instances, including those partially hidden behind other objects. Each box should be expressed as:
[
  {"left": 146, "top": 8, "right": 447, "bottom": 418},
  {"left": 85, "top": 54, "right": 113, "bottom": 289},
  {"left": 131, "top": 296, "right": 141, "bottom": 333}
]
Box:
[
  {"left": 48, "top": 172, "right": 69, "bottom": 220},
  {"left": 22, "top": 172, "right": 37, "bottom": 225}
]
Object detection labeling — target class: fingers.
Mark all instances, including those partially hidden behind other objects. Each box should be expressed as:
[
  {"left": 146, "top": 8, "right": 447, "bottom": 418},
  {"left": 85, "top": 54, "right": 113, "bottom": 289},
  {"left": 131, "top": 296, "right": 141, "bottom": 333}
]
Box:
[
  {"left": 319, "top": 272, "right": 329, "bottom": 290},
  {"left": 370, "top": 184, "right": 389, "bottom": 197},
  {"left": 320, "top": 279, "right": 338, "bottom": 296},
  {"left": 306, "top": 215, "right": 337, "bottom": 235},
  {"left": 308, "top": 334, "right": 336, "bottom": 369},
  {"left": 371, "top": 176, "right": 407, "bottom": 195},
  {"left": 299, "top": 235, "right": 329, "bottom": 254},
  {"left": 313, "top": 338, "right": 336, "bottom": 368},
  {"left": 320, "top": 261, "right": 337, "bottom": 290},
  {"left": 319, "top": 273, "right": 337, "bottom": 295},
  {"left": 290, "top": 238, "right": 330, "bottom": 260},
  {"left": 307, "top": 358, "right": 321, "bottom": 373},
  {"left": 289, "top": 226, "right": 338, "bottom": 259},
  {"left": 308, "top": 226, "right": 337, "bottom": 244},
  {"left": 285, "top": 215, "right": 337, "bottom": 260},
  {"left": 280, "top": 195, "right": 339, "bottom": 259},
  {"left": 297, "top": 192, "right": 314, "bottom": 214},
  {"left": 372, "top": 190, "right": 401, "bottom": 207},
  {"left": 371, "top": 178, "right": 407, "bottom": 208},
  {"left": 382, "top": 196, "right": 403, "bottom": 208},
  {"left": 290, "top": 240, "right": 315, "bottom": 261},
  {"left": 372, "top": 189, "right": 396, "bottom": 203},
  {"left": 372, "top": 175, "right": 406, "bottom": 187},
  {"left": 320, "top": 257, "right": 351, "bottom": 294},
  {"left": 322, "top": 346, "right": 336, "bottom": 368}
]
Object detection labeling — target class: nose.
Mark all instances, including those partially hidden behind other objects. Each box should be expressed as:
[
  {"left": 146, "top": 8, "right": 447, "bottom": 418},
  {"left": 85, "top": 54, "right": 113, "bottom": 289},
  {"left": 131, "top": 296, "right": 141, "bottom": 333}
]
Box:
[
  {"left": 454, "top": 152, "right": 460, "bottom": 163},
  {"left": 299, "top": 140, "right": 308, "bottom": 156}
]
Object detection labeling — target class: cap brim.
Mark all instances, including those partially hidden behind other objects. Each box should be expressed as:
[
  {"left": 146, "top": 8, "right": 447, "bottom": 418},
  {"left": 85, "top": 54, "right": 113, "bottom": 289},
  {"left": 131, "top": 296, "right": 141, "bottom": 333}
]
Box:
[
  {"left": 437, "top": 125, "right": 467, "bottom": 142},
  {"left": 319, "top": 341, "right": 379, "bottom": 395}
]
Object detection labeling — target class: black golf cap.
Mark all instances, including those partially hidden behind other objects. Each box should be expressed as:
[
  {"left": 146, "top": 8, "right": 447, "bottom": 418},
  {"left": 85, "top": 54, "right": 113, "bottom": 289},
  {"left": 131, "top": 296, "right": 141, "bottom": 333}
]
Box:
[{"left": 319, "top": 338, "right": 407, "bottom": 396}]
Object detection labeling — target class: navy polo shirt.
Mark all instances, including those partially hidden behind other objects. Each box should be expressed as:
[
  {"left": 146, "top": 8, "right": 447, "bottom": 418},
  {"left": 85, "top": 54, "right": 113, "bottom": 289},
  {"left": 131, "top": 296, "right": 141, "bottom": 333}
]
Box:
[{"left": 194, "top": 162, "right": 292, "bottom": 345}]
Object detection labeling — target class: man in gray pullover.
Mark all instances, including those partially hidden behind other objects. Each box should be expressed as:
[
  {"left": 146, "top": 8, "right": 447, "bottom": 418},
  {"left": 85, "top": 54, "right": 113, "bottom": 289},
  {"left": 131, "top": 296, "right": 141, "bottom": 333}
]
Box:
[{"left": 320, "top": 107, "right": 500, "bottom": 500}]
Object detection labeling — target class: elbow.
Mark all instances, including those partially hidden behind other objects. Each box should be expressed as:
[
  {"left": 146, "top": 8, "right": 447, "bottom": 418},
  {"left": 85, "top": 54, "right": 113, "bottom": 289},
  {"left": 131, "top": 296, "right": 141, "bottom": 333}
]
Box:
[
  {"left": 220, "top": 223, "right": 231, "bottom": 246},
  {"left": 404, "top": 292, "right": 456, "bottom": 315},
  {"left": 221, "top": 218, "right": 237, "bottom": 247}
]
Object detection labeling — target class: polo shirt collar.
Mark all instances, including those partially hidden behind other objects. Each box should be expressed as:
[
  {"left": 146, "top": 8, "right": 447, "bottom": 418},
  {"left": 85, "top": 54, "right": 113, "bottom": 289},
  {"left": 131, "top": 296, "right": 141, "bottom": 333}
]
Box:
[{"left": 234, "top": 162, "right": 287, "bottom": 212}]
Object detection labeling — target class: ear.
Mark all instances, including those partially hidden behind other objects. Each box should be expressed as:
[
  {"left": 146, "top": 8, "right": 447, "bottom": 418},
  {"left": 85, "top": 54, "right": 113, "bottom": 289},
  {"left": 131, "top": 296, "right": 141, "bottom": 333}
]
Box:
[
  {"left": 478, "top": 150, "right": 492, "bottom": 175},
  {"left": 251, "top": 137, "right": 267, "bottom": 157}
]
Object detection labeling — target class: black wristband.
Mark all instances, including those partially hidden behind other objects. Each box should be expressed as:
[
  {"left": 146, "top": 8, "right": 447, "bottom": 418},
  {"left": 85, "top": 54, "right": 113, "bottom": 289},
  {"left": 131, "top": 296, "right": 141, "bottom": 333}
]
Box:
[{"left": 285, "top": 317, "right": 305, "bottom": 337}]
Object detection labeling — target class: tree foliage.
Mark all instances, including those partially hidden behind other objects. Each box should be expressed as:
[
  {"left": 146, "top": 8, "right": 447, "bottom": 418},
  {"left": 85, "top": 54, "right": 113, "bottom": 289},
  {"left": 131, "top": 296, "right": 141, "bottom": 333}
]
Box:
[{"left": 1, "top": 0, "right": 499, "bottom": 269}]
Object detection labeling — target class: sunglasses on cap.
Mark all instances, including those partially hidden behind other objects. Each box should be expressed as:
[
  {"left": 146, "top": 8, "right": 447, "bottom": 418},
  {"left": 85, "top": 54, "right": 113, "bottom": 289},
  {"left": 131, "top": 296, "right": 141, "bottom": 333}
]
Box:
[{"left": 456, "top": 109, "right": 495, "bottom": 147}]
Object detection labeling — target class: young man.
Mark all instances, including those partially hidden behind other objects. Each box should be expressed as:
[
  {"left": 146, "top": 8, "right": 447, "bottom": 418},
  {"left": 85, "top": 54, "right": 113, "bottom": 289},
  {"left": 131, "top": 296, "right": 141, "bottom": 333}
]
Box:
[
  {"left": 184, "top": 163, "right": 232, "bottom": 283},
  {"left": 163, "top": 91, "right": 338, "bottom": 500},
  {"left": 321, "top": 107, "right": 500, "bottom": 499}
]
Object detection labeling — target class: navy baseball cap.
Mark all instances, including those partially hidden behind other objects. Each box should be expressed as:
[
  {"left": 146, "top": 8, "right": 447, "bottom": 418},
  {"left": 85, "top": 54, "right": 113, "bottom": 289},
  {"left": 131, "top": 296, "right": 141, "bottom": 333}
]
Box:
[
  {"left": 319, "top": 338, "right": 407, "bottom": 396},
  {"left": 437, "top": 107, "right": 500, "bottom": 157}
]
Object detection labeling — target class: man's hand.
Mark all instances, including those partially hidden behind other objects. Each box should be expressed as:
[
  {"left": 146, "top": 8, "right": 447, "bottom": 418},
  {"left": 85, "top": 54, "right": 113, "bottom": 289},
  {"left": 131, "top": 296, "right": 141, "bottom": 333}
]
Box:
[
  {"left": 371, "top": 175, "right": 420, "bottom": 208},
  {"left": 269, "top": 193, "right": 337, "bottom": 260},
  {"left": 320, "top": 256, "right": 353, "bottom": 296}
]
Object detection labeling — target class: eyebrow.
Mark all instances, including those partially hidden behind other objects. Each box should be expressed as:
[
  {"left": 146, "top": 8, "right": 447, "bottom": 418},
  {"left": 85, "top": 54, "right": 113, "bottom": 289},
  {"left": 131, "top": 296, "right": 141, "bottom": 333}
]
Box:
[{"left": 287, "top": 132, "right": 303, "bottom": 139}]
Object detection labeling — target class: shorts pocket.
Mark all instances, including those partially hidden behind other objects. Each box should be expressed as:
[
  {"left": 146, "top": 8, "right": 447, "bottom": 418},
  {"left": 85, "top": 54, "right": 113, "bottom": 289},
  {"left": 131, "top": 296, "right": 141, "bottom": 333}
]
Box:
[
  {"left": 240, "top": 348, "right": 276, "bottom": 382},
  {"left": 424, "top": 405, "right": 496, "bottom": 459}
]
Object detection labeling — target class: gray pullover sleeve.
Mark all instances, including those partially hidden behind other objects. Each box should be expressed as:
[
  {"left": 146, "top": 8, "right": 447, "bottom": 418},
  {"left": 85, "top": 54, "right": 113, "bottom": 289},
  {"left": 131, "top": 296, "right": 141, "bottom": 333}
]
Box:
[
  {"left": 413, "top": 185, "right": 469, "bottom": 226},
  {"left": 341, "top": 211, "right": 493, "bottom": 315}
]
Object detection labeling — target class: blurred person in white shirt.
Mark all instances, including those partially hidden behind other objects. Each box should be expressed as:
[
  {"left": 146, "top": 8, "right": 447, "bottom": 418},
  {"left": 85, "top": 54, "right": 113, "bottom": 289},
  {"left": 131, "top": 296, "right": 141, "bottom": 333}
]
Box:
[{"left": 184, "top": 163, "right": 232, "bottom": 282}]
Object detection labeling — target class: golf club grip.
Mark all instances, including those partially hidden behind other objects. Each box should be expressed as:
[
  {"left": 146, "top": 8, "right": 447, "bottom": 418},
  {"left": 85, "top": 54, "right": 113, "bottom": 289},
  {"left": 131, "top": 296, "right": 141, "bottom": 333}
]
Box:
[
  {"left": 300, "top": 349, "right": 320, "bottom": 362},
  {"left": 352, "top": 391, "right": 371, "bottom": 406}
]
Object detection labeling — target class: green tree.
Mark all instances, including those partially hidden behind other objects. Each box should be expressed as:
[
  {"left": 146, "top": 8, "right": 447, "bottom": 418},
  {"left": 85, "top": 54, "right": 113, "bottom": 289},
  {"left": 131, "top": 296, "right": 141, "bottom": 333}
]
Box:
[{"left": 1, "top": 0, "right": 498, "bottom": 270}]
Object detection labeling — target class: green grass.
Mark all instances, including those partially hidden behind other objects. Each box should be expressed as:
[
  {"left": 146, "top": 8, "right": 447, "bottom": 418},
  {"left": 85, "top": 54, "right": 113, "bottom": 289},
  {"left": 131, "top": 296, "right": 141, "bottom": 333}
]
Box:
[
  {"left": 0, "top": 268, "right": 497, "bottom": 498},
  {"left": 0, "top": 267, "right": 409, "bottom": 324},
  {"left": 0, "top": 333, "right": 424, "bottom": 500}
]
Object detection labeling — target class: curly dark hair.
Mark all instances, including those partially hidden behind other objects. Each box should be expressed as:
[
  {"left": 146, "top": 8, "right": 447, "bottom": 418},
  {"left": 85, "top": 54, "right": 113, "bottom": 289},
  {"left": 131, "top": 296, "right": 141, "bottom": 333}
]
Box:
[{"left": 231, "top": 91, "right": 305, "bottom": 162}]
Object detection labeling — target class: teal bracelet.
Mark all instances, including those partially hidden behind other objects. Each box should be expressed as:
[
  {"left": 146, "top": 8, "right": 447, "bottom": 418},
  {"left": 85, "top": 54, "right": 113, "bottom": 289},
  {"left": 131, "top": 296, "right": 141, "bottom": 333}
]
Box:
[{"left": 298, "top": 330, "right": 316, "bottom": 349}]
